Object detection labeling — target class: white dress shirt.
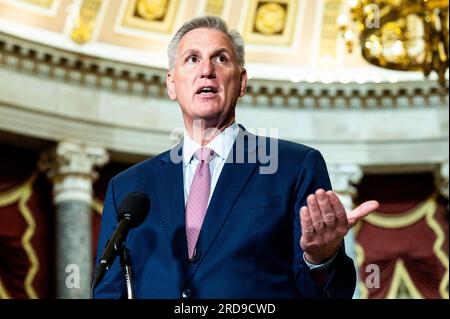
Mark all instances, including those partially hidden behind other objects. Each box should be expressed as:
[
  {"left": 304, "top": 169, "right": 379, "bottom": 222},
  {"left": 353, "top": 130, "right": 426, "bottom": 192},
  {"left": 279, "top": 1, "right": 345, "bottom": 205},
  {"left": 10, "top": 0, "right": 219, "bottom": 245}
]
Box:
[
  {"left": 182, "top": 121, "right": 239, "bottom": 205},
  {"left": 181, "top": 121, "right": 335, "bottom": 270}
]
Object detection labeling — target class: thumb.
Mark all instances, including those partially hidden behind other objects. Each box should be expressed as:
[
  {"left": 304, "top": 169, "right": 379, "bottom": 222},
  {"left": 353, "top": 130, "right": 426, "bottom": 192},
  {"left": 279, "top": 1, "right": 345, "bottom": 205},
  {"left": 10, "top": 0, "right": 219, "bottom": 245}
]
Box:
[{"left": 348, "top": 200, "right": 379, "bottom": 227}]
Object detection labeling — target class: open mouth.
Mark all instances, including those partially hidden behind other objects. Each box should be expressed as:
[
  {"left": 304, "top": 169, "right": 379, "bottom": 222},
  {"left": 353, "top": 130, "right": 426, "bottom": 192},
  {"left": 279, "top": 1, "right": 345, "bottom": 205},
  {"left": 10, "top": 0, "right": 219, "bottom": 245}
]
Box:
[{"left": 196, "top": 86, "right": 218, "bottom": 96}]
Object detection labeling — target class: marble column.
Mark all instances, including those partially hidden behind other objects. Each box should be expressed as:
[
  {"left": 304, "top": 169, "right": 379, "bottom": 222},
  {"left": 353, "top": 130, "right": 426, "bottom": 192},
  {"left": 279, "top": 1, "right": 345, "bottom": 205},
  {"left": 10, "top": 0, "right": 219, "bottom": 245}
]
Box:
[
  {"left": 437, "top": 161, "right": 449, "bottom": 200},
  {"left": 327, "top": 164, "right": 363, "bottom": 298},
  {"left": 40, "top": 141, "right": 108, "bottom": 299}
]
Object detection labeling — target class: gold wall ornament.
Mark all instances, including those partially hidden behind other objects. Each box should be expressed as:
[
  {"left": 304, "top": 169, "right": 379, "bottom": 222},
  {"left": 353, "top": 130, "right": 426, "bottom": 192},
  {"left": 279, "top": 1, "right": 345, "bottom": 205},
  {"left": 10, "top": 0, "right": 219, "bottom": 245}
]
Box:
[
  {"left": 338, "top": 0, "right": 449, "bottom": 87},
  {"left": 254, "top": 2, "right": 287, "bottom": 35},
  {"left": 122, "top": 0, "right": 178, "bottom": 34},
  {"left": 244, "top": 0, "right": 297, "bottom": 46},
  {"left": 136, "top": 0, "right": 168, "bottom": 21},
  {"left": 205, "top": 0, "right": 225, "bottom": 16},
  {"left": 69, "top": 0, "right": 103, "bottom": 45},
  {"left": 71, "top": 19, "right": 94, "bottom": 44}
]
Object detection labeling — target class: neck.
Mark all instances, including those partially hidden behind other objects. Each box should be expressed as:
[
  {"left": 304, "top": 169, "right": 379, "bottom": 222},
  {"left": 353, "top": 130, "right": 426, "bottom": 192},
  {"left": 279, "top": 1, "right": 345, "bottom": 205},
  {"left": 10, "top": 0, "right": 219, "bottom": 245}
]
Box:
[{"left": 185, "top": 117, "right": 235, "bottom": 145}]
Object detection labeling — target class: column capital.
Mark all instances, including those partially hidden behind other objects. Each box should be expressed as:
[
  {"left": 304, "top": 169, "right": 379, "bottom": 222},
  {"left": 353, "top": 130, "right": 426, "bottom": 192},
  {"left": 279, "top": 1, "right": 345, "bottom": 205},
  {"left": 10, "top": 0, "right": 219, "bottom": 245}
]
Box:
[
  {"left": 327, "top": 164, "right": 363, "bottom": 213},
  {"left": 39, "top": 141, "right": 109, "bottom": 204},
  {"left": 327, "top": 164, "right": 363, "bottom": 196}
]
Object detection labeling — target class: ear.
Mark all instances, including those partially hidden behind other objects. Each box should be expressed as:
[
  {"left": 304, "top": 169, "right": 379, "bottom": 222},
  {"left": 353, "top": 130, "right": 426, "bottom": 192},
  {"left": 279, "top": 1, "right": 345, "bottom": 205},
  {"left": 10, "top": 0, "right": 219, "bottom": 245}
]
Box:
[
  {"left": 166, "top": 71, "right": 177, "bottom": 100},
  {"left": 239, "top": 68, "right": 248, "bottom": 97}
]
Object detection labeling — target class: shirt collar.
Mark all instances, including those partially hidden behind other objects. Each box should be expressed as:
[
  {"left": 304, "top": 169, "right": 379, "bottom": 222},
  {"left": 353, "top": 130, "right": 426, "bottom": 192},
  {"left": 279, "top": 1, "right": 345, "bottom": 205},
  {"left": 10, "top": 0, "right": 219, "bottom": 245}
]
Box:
[{"left": 182, "top": 122, "right": 239, "bottom": 166}]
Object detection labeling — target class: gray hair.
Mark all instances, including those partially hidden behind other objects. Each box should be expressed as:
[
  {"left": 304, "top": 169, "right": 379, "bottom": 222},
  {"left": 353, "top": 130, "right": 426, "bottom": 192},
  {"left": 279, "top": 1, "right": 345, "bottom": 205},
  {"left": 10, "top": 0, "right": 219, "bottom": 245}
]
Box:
[{"left": 167, "top": 16, "right": 245, "bottom": 70}]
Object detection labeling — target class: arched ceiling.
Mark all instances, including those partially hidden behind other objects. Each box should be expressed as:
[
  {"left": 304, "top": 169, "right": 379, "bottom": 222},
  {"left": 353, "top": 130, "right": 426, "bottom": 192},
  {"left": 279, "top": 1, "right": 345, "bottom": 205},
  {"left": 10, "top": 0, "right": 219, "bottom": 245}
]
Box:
[{"left": 0, "top": 0, "right": 435, "bottom": 83}]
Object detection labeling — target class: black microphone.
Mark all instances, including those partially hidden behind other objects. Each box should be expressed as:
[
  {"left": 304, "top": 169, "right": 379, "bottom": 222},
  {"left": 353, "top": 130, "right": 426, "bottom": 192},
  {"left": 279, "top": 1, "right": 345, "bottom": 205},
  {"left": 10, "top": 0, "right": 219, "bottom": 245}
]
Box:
[{"left": 92, "top": 191, "right": 150, "bottom": 289}]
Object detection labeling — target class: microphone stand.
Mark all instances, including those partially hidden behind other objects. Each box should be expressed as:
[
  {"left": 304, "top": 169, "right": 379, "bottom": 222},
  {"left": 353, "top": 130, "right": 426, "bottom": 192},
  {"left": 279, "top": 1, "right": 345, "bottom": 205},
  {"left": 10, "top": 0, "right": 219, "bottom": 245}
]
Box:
[
  {"left": 120, "top": 246, "right": 135, "bottom": 299},
  {"left": 91, "top": 243, "right": 135, "bottom": 299}
]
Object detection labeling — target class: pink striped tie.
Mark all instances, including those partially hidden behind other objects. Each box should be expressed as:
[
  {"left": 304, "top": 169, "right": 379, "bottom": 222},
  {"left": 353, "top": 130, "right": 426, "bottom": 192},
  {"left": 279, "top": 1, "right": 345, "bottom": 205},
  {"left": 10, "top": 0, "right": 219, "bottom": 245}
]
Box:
[{"left": 185, "top": 147, "right": 215, "bottom": 259}]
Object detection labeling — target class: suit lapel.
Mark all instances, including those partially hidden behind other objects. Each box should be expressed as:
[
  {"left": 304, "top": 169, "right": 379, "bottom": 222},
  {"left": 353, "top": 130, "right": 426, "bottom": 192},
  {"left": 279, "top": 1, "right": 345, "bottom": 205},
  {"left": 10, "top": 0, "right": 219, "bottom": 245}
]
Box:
[
  {"left": 157, "top": 142, "right": 189, "bottom": 262},
  {"left": 183, "top": 127, "right": 260, "bottom": 285}
]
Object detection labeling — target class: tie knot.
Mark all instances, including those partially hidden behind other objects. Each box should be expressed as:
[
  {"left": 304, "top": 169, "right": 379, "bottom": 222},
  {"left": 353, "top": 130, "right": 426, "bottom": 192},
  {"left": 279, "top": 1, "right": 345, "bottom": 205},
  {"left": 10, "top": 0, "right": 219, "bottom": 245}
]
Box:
[{"left": 194, "top": 147, "right": 215, "bottom": 163}]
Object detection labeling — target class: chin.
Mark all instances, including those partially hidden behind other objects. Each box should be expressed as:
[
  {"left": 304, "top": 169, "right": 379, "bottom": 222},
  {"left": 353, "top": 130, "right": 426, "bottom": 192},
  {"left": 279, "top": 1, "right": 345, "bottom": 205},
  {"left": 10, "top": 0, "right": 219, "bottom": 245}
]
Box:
[
  {"left": 193, "top": 105, "right": 222, "bottom": 118},
  {"left": 193, "top": 112, "right": 221, "bottom": 122}
]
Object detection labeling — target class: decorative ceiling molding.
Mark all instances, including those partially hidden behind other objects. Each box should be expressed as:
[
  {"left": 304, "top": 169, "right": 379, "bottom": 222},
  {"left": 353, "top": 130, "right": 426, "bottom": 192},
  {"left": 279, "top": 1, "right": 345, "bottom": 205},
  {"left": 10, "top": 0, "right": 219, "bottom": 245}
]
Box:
[
  {"left": 19, "top": 0, "right": 54, "bottom": 8},
  {"left": 1, "top": 31, "right": 448, "bottom": 110},
  {"left": 2, "top": 0, "right": 443, "bottom": 82},
  {"left": 319, "top": 0, "right": 342, "bottom": 60},
  {"left": 1, "top": 0, "right": 60, "bottom": 15}
]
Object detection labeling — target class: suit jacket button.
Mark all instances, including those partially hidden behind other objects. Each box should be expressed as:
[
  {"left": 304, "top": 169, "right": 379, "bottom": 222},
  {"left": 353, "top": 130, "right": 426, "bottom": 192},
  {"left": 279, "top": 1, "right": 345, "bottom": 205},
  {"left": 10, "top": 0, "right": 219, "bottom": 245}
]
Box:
[{"left": 181, "top": 289, "right": 192, "bottom": 299}]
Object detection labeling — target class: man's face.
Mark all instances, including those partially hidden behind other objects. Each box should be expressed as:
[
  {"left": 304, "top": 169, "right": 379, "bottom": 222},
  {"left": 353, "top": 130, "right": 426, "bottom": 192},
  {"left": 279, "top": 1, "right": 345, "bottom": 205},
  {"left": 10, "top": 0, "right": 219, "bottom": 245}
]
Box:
[{"left": 166, "top": 28, "right": 247, "bottom": 128}]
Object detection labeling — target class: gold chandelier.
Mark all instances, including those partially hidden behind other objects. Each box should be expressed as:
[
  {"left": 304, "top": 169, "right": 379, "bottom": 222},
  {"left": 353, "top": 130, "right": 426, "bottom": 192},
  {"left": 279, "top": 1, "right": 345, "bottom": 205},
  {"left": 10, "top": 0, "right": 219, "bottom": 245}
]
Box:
[{"left": 338, "top": 0, "right": 449, "bottom": 86}]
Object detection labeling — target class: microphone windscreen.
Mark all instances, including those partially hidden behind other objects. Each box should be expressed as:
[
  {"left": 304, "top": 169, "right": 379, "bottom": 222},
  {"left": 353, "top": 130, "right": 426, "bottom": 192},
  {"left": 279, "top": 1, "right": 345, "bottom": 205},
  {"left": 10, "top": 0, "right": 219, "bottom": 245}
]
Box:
[{"left": 117, "top": 191, "right": 150, "bottom": 228}]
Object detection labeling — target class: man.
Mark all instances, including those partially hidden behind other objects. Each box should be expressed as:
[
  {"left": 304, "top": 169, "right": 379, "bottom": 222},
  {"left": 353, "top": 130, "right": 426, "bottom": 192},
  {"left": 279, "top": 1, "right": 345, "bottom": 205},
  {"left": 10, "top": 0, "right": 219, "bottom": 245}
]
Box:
[{"left": 93, "top": 16, "right": 379, "bottom": 299}]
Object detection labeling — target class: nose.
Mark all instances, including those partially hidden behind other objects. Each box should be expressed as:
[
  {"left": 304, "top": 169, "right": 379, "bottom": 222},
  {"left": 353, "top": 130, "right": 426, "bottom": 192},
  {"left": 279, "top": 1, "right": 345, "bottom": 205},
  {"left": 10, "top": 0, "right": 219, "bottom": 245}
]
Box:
[{"left": 200, "top": 60, "right": 216, "bottom": 79}]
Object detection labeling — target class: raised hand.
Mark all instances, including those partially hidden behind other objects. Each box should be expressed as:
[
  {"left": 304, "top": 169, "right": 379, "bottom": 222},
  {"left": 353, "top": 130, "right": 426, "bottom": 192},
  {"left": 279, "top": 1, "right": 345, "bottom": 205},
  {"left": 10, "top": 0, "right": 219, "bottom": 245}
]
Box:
[{"left": 300, "top": 189, "right": 379, "bottom": 264}]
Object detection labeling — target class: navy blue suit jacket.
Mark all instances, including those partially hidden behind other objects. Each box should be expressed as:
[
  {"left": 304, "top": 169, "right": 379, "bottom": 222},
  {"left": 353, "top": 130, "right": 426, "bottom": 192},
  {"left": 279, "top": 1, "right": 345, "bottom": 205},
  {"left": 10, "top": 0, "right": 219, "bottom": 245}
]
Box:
[{"left": 93, "top": 127, "right": 356, "bottom": 299}]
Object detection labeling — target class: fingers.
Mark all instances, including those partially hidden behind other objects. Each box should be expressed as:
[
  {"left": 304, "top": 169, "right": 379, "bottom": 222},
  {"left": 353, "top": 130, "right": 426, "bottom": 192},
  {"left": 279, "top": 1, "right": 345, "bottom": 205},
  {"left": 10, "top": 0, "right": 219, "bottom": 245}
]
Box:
[
  {"left": 326, "top": 191, "right": 348, "bottom": 228},
  {"left": 300, "top": 190, "right": 353, "bottom": 261},
  {"left": 316, "top": 189, "right": 336, "bottom": 227},
  {"left": 302, "top": 189, "right": 361, "bottom": 235},
  {"left": 348, "top": 200, "right": 379, "bottom": 226},
  {"left": 307, "top": 193, "right": 325, "bottom": 233},
  {"left": 300, "top": 206, "right": 314, "bottom": 241}
]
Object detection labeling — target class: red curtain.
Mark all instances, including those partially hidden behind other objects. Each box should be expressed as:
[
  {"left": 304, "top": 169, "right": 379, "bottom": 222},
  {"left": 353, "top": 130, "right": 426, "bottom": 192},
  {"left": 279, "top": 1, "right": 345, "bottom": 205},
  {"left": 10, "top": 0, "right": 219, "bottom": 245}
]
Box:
[
  {"left": 0, "top": 143, "right": 128, "bottom": 298},
  {"left": 355, "top": 174, "right": 449, "bottom": 299}
]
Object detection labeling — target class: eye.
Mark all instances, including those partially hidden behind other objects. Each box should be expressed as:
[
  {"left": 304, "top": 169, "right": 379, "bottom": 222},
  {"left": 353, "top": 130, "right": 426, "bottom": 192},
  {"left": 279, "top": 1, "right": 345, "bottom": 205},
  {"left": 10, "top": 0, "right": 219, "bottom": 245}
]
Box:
[
  {"left": 186, "top": 55, "right": 199, "bottom": 64},
  {"left": 214, "top": 54, "right": 228, "bottom": 64}
]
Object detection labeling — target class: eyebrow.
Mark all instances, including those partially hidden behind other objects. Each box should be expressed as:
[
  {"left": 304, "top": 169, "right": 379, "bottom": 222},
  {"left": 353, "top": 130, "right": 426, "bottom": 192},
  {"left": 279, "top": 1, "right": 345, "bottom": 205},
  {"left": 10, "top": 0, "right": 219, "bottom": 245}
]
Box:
[
  {"left": 182, "top": 48, "right": 201, "bottom": 58},
  {"left": 181, "top": 48, "right": 232, "bottom": 58},
  {"left": 212, "top": 48, "right": 232, "bottom": 56}
]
